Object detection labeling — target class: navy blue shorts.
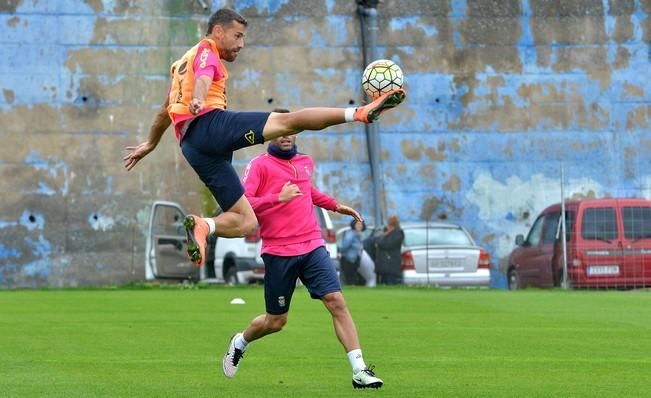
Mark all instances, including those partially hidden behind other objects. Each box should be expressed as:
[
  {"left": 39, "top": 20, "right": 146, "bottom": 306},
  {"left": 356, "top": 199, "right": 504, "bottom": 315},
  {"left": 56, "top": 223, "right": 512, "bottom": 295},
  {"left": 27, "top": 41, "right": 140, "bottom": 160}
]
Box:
[
  {"left": 261, "top": 246, "right": 341, "bottom": 315},
  {"left": 180, "top": 109, "right": 269, "bottom": 212}
]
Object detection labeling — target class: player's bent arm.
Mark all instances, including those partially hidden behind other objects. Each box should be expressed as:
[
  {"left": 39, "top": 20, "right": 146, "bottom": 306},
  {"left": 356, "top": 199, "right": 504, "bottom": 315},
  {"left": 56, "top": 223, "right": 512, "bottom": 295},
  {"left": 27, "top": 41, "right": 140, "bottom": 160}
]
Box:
[
  {"left": 310, "top": 186, "right": 362, "bottom": 221},
  {"left": 333, "top": 203, "right": 362, "bottom": 222},
  {"left": 147, "top": 98, "right": 172, "bottom": 148},
  {"left": 189, "top": 75, "right": 212, "bottom": 114},
  {"left": 242, "top": 162, "right": 281, "bottom": 213},
  {"left": 310, "top": 186, "right": 338, "bottom": 211},
  {"left": 123, "top": 98, "right": 171, "bottom": 171},
  {"left": 192, "top": 75, "right": 212, "bottom": 100},
  {"left": 245, "top": 192, "right": 280, "bottom": 213}
]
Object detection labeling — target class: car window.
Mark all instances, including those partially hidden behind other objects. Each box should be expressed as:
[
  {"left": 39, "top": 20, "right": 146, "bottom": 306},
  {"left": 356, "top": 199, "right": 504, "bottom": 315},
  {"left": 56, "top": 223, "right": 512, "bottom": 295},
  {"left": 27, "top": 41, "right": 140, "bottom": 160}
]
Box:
[
  {"left": 582, "top": 207, "right": 617, "bottom": 241},
  {"left": 565, "top": 210, "right": 575, "bottom": 241},
  {"left": 526, "top": 215, "right": 544, "bottom": 246},
  {"left": 542, "top": 212, "right": 560, "bottom": 244},
  {"left": 622, "top": 206, "right": 651, "bottom": 240},
  {"left": 404, "top": 227, "right": 472, "bottom": 246},
  {"left": 554, "top": 209, "right": 575, "bottom": 242}
]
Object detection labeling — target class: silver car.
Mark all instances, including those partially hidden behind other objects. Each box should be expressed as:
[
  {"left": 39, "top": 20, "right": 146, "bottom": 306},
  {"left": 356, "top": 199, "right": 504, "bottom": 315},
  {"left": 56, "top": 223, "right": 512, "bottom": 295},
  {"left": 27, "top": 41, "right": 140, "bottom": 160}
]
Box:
[{"left": 401, "top": 222, "right": 491, "bottom": 287}]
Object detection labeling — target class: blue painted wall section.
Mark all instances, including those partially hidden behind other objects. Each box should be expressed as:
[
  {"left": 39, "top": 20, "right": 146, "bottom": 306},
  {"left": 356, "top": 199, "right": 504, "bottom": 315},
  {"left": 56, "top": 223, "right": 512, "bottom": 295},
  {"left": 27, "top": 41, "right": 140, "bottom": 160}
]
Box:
[{"left": 0, "top": 0, "right": 650, "bottom": 287}]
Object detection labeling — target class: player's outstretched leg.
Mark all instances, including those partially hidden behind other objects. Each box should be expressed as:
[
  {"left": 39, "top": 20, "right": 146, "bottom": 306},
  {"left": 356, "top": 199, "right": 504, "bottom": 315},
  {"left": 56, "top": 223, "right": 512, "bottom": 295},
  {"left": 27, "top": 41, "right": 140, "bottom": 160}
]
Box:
[
  {"left": 223, "top": 333, "right": 246, "bottom": 378},
  {"left": 352, "top": 365, "right": 384, "bottom": 389},
  {"left": 354, "top": 88, "right": 406, "bottom": 123},
  {"left": 183, "top": 215, "right": 210, "bottom": 266},
  {"left": 261, "top": 88, "right": 407, "bottom": 142}
]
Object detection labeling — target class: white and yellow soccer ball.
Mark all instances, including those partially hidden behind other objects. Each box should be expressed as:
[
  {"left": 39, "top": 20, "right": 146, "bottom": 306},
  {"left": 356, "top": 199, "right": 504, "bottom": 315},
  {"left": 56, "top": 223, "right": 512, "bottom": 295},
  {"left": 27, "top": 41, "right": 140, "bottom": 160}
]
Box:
[{"left": 361, "top": 59, "right": 404, "bottom": 100}]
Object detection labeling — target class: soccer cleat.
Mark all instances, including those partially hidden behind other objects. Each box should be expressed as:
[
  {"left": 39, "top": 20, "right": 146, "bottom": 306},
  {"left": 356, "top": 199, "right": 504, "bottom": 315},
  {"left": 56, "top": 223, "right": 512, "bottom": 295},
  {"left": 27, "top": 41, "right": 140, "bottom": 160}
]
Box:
[
  {"left": 223, "top": 333, "right": 245, "bottom": 379},
  {"left": 183, "top": 215, "right": 209, "bottom": 266},
  {"left": 354, "top": 88, "right": 406, "bottom": 123},
  {"left": 352, "top": 365, "right": 383, "bottom": 389}
]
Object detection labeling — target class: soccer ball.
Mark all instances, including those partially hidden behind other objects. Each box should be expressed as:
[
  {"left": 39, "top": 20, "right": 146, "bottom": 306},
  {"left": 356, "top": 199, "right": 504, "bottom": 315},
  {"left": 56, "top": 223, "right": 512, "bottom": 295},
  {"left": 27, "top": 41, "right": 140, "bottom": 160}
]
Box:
[{"left": 361, "top": 59, "right": 404, "bottom": 100}]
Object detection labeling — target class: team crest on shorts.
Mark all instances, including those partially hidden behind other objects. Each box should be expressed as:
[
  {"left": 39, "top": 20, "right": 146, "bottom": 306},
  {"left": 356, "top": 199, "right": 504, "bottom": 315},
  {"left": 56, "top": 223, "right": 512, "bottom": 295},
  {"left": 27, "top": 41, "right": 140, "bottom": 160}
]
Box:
[
  {"left": 244, "top": 130, "right": 255, "bottom": 144},
  {"left": 277, "top": 296, "right": 286, "bottom": 307}
]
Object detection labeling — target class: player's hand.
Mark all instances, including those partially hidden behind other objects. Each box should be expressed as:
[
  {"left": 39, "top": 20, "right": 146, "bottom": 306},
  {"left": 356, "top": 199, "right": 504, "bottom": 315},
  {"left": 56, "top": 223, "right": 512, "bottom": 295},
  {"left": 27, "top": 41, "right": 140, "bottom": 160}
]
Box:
[
  {"left": 123, "top": 142, "right": 155, "bottom": 171},
  {"left": 335, "top": 204, "right": 362, "bottom": 222},
  {"left": 189, "top": 97, "right": 204, "bottom": 115},
  {"left": 278, "top": 181, "right": 302, "bottom": 202}
]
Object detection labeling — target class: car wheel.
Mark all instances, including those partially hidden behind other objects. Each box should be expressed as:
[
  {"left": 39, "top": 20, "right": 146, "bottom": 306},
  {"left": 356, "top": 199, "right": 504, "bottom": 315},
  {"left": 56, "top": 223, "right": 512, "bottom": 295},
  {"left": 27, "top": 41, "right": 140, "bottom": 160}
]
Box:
[
  {"left": 225, "top": 267, "right": 238, "bottom": 286},
  {"left": 508, "top": 268, "right": 520, "bottom": 290}
]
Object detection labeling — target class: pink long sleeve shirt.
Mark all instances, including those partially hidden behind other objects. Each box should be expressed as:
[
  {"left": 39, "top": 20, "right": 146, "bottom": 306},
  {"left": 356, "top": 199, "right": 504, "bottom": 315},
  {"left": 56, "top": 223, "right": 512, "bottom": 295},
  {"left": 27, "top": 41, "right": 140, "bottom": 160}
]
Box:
[{"left": 242, "top": 152, "right": 338, "bottom": 256}]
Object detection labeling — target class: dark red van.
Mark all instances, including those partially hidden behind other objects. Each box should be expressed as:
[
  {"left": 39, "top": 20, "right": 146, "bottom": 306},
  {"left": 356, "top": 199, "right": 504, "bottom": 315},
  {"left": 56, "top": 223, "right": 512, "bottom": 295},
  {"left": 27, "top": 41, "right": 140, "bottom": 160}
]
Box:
[{"left": 507, "top": 198, "right": 651, "bottom": 289}]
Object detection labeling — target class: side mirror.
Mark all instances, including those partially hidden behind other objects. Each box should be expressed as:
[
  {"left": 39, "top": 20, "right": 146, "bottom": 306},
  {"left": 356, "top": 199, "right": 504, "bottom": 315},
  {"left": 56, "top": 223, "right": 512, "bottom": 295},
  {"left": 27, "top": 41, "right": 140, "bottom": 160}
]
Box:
[{"left": 515, "top": 234, "right": 525, "bottom": 246}]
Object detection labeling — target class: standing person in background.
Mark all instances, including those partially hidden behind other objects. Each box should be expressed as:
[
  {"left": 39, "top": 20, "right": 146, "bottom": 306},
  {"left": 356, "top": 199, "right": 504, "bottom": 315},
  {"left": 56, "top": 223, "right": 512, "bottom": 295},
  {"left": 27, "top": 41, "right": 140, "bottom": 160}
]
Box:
[
  {"left": 375, "top": 215, "right": 405, "bottom": 285},
  {"left": 340, "top": 219, "right": 366, "bottom": 285}
]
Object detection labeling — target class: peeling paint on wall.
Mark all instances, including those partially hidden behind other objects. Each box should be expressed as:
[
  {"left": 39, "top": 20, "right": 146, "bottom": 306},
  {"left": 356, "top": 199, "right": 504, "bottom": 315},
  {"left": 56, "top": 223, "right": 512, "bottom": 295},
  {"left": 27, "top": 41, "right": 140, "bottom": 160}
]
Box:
[
  {"left": 466, "top": 172, "right": 604, "bottom": 258},
  {"left": 88, "top": 212, "right": 115, "bottom": 231}
]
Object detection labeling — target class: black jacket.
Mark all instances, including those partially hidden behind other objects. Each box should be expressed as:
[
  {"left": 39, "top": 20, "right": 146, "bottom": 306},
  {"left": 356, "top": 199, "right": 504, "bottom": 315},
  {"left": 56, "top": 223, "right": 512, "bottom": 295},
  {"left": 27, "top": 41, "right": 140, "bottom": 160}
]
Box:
[
  {"left": 374, "top": 228, "right": 405, "bottom": 276},
  {"left": 363, "top": 234, "right": 378, "bottom": 262}
]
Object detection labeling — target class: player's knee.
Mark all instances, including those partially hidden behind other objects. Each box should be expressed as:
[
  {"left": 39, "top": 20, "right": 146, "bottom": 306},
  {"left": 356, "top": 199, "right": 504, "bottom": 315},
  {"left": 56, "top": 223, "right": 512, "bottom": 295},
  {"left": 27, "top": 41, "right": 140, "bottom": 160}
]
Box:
[
  {"left": 239, "top": 219, "right": 258, "bottom": 237},
  {"left": 272, "top": 112, "right": 293, "bottom": 131},
  {"left": 265, "top": 112, "right": 298, "bottom": 139},
  {"left": 323, "top": 292, "right": 347, "bottom": 314},
  {"left": 265, "top": 315, "right": 287, "bottom": 333}
]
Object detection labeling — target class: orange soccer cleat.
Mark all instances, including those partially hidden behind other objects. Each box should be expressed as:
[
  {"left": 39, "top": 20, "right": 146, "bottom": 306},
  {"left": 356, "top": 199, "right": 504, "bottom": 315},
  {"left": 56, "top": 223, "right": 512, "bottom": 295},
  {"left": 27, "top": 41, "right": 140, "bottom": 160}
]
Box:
[
  {"left": 354, "top": 88, "right": 406, "bottom": 123},
  {"left": 183, "top": 215, "right": 210, "bottom": 266}
]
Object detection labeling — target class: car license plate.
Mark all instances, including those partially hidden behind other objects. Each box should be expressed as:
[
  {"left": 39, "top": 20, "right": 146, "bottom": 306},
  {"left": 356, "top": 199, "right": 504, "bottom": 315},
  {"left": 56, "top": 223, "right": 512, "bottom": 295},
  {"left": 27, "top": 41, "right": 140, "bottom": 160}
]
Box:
[
  {"left": 430, "top": 258, "right": 464, "bottom": 268},
  {"left": 587, "top": 265, "right": 619, "bottom": 275}
]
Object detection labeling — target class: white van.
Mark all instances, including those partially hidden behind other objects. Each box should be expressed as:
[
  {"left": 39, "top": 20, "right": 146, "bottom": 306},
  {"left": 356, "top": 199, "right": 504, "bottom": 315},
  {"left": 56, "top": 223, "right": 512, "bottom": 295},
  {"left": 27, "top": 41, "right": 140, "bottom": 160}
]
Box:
[{"left": 146, "top": 201, "right": 338, "bottom": 284}]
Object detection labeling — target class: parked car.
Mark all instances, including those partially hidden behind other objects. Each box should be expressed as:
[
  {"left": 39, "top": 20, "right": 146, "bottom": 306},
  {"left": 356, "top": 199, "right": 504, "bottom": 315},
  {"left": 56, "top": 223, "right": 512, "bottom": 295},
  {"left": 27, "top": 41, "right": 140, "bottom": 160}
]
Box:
[
  {"left": 336, "top": 221, "right": 491, "bottom": 287},
  {"left": 145, "top": 201, "right": 338, "bottom": 284},
  {"left": 145, "top": 201, "right": 200, "bottom": 282},
  {"left": 506, "top": 198, "right": 651, "bottom": 289},
  {"left": 400, "top": 222, "right": 491, "bottom": 287}
]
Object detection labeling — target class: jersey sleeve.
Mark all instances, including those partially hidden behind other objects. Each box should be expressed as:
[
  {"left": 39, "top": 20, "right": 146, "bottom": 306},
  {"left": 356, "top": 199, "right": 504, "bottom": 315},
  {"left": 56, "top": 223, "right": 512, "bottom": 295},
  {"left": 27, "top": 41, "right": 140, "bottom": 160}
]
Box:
[
  {"left": 242, "top": 158, "right": 280, "bottom": 213},
  {"left": 193, "top": 42, "right": 224, "bottom": 81},
  {"left": 311, "top": 186, "right": 338, "bottom": 211}
]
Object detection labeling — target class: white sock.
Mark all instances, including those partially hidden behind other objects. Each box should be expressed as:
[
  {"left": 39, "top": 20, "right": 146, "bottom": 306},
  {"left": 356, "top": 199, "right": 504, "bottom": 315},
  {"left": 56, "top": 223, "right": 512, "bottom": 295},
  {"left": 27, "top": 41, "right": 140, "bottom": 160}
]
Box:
[
  {"left": 347, "top": 349, "right": 366, "bottom": 373},
  {"left": 344, "top": 107, "right": 357, "bottom": 122},
  {"left": 234, "top": 333, "right": 248, "bottom": 351},
  {"left": 203, "top": 217, "right": 216, "bottom": 235}
]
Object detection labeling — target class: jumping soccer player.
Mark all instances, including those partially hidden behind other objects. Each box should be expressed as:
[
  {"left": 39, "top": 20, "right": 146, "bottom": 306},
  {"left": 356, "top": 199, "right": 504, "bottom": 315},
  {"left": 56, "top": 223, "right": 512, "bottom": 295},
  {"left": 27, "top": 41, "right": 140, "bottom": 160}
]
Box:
[
  {"left": 123, "top": 8, "right": 405, "bottom": 267},
  {"left": 221, "top": 123, "right": 383, "bottom": 389}
]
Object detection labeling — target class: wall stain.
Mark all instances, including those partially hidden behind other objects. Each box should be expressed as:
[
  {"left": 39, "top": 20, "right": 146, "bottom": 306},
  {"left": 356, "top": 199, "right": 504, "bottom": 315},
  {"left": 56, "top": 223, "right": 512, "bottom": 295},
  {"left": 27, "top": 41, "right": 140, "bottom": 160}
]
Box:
[
  {"left": 443, "top": 175, "right": 461, "bottom": 192},
  {"left": 6, "top": 15, "right": 20, "bottom": 27},
  {"left": 626, "top": 105, "right": 651, "bottom": 130},
  {"left": 0, "top": 0, "right": 22, "bottom": 13},
  {"left": 84, "top": 0, "right": 104, "bottom": 13},
  {"left": 425, "top": 139, "right": 447, "bottom": 162},
  {"left": 3, "top": 89, "right": 15, "bottom": 104},
  {"left": 419, "top": 195, "right": 463, "bottom": 221},
  {"left": 623, "top": 82, "right": 644, "bottom": 98}
]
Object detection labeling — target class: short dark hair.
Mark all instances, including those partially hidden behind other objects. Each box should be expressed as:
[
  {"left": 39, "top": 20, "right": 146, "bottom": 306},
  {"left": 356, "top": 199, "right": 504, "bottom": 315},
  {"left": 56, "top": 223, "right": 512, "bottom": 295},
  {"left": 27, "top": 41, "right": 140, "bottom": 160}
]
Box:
[
  {"left": 350, "top": 219, "right": 367, "bottom": 231},
  {"left": 206, "top": 8, "right": 247, "bottom": 35}
]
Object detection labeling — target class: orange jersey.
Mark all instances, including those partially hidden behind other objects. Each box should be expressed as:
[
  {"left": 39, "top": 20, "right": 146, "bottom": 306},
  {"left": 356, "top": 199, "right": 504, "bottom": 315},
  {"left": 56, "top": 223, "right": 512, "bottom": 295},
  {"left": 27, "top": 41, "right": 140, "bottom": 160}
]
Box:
[{"left": 167, "top": 38, "right": 229, "bottom": 140}]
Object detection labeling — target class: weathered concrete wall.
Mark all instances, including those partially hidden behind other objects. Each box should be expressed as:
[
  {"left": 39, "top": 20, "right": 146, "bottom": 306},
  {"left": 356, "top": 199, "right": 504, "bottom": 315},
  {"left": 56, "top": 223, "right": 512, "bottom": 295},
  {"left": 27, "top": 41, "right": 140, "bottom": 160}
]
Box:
[{"left": 1, "top": 0, "right": 650, "bottom": 287}]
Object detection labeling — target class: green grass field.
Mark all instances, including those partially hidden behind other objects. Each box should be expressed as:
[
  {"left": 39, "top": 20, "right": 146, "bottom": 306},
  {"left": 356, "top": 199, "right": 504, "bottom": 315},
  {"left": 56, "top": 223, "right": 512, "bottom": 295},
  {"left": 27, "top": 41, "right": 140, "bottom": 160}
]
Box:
[{"left": 1, "top": 286, "right": 650, "bottom": 397}]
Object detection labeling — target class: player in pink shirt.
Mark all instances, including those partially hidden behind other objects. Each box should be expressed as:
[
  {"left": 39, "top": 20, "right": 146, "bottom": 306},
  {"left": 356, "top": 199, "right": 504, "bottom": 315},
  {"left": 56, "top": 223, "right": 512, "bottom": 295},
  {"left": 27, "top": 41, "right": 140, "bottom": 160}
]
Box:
[{"left": 221, "top": 111, "right": 383, "bottom": 389}]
